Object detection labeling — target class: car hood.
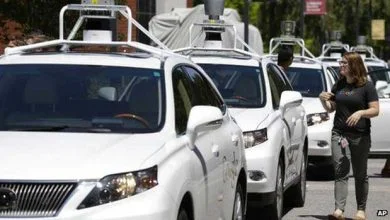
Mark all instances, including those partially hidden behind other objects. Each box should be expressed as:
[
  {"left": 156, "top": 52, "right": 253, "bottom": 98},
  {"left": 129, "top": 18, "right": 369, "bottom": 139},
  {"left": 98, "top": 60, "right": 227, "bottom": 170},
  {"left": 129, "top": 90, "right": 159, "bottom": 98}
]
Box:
[
  {"left": 0, "top": 132, "right": 168, "bottom": 180},
  {"left": 229, "top": 108, "right": 269, "bottom": 131},
  {"left": 302, "top": 97, "right": 327, "bottom": 114}
]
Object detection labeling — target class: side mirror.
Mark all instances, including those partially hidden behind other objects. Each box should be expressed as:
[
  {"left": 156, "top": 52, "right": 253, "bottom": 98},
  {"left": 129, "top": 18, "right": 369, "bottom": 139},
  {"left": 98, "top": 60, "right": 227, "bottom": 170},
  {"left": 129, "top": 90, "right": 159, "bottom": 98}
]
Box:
[
  {"left": 186, "top": 106, "right": 223, "bottom": 149},
  {"left": 376, "top": 80, "right": 388, "bottom": 98},
  {"left": 376, "top": 80, "right": 387, "bottom": 91},
  {"left": 98, "top": 87, "right": 117, "bottom": 101},
  {"left": 280, "top": 90, "right": 303, "bottom": 114}
]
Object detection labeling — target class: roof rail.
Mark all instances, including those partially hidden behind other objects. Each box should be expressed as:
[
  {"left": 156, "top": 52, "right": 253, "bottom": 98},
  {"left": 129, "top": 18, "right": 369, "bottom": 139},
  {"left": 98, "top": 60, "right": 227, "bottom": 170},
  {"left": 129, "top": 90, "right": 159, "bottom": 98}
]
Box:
[
  {"left": 269, "top": 36, "right": 315, "bottom": 59},
  {"left": 350, "top": 45, "right": 379, "bottom": 59},
  {"left": 174, "top": 20, "right": 260, "bottom": 59},
  {"left": 4, "top": 4, "right": 174, "bottom": 58},
  {"left": 318, "top": 41, "right": 350, "bottom": 58},
  {"left": 269, "top": 20, "right": 315, "bottom": 59}
]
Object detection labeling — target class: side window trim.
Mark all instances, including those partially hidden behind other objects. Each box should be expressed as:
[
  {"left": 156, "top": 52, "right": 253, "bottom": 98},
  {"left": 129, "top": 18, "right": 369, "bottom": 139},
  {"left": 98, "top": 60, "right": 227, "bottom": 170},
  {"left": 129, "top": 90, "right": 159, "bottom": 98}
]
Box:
[
  {"left": 182, "top": 65, "right": 227, "bottom": 115},
  {"left": 172, "top": 65, "right": 193, "bottom": 135},
  {"left": 266, "top": 63, "right": 282, "bottom": 109}
]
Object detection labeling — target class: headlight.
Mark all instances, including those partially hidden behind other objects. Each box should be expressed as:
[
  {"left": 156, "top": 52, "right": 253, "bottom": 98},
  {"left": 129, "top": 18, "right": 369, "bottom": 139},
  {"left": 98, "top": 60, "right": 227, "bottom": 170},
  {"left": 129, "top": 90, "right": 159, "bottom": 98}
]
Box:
[
  {"left": 78, "top": 166, "right": 158, "bottom": 209},
  {"left": 307, "top": 112, "right": 329, "bottom": 126},
  {"left": 243, "top": 128, "right": 268, "bottom": 148}
]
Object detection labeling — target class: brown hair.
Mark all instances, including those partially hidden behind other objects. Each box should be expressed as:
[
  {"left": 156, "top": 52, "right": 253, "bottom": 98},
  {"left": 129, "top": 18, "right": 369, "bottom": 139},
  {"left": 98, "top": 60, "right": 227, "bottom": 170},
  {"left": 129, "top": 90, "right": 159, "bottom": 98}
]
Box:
[{"left": 342, "top": 51, "right": 367, "bottom": 87}]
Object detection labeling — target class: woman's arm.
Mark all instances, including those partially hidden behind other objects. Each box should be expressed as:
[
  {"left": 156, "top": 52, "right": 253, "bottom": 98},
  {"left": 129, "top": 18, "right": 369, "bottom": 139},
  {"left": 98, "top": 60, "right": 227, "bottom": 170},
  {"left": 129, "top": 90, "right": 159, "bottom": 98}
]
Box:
[
  {"left": 360, "top": 101, "right": 380, "bottom": 118},
  {"left": 346, "top": 101, "right": 379, "bottom": 126},
  {"left": 319, "top": 92, "right": 336, "bottom": 113}
]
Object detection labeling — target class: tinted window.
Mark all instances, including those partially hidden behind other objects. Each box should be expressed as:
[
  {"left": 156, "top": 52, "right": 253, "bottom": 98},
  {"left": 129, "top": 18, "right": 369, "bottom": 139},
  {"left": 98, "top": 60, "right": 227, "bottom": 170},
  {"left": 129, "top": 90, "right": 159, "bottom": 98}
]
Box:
[
  {"left": 183, "top": 66, "right": 226, "bottom": 113},
  {"left": 0, "top": 64, "right": 165, "bottom": 133},
  {"left": 368, "top": 69, "right": 390, "bottom": 84},
  {"left": 198, "top": 64, "right": 266, "bottom": 108},
  {"left": 287, "top": 67, "right": 325, "bottom": 97},
  {"left": 367, "top": 65, "right": 386, "bottom": 72},
  {"left": 172, "top": 66, "right": 193, "bottom": 134},
  {"left": 267, "top": 63, "right": 287, "bottom": 108}
]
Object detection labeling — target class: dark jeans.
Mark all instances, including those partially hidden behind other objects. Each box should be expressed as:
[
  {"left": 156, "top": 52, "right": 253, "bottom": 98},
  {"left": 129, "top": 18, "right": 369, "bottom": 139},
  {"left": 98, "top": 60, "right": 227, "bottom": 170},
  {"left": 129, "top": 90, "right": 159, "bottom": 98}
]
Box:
[{"left": 331, "top": 131, "right": 370, "bottom": 211}]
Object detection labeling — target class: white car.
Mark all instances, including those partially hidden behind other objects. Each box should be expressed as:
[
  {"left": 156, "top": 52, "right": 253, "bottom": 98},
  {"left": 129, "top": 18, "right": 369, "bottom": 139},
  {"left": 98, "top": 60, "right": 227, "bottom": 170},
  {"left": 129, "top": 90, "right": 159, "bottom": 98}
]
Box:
[
  {"left": 268, "top": 55, "right": 338, "bottom": 172},
  {"left": 368, "top": 68, "right": 390, "bottom": 156},
  {"left": 0, "top": 4, "right": 247, "bottom": 220},
  {"left": 287, "top": 57, "right": 339, "bottom": 169},
  {"left": 176, "top": 39, "right": 308, "bottom": 219}
]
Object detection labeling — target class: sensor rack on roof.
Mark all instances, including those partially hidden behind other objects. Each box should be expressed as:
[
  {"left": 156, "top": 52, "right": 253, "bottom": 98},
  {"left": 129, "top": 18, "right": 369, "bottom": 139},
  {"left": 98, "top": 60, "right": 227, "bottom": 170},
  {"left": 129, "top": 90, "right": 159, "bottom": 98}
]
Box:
[
  {"left": 269, "top": 36, "right": 315, "bottom": 59},
  {"left": 174, "top": 47, "right": 260, "bottom": 60},
  {"left": 174, "top": 21, "right": 259, "bottom": 56},
  {"left": 318, "top": 41, "right": 350, "bottom": 58},
  {"left": 4, "top": 4, "right": 175, "bottom": 59},
  {"left": 350, "top": 45, "right": 378, "bottom": 59}
]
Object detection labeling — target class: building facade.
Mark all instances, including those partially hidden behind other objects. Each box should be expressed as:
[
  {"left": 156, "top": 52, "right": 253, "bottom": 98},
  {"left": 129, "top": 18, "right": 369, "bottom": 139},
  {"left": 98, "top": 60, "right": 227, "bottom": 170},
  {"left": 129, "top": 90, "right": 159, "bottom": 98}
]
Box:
[{"left": 0, "top": 0, "right": 193, "bottom": 53}]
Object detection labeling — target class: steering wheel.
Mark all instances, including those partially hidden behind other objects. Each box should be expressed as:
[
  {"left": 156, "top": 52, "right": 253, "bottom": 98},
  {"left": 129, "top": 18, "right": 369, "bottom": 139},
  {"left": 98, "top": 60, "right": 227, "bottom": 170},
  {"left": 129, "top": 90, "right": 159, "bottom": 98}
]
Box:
[
  {"left": 232, "top": 95, "right": 250, "bottom": 102},
  {"left": 114, "top": 113, "right": 150, "bottom": 128}
]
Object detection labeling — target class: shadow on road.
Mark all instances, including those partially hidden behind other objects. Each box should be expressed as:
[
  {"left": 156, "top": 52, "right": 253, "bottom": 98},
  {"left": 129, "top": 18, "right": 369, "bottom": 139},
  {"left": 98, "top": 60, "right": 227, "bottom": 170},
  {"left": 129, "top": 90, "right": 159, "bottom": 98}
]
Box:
[
  {"left": 307, "top": 164, "right": 335, "bottom": 181},
  {"left": 296, "top": 214, "right": 353, "bottom": 220}
]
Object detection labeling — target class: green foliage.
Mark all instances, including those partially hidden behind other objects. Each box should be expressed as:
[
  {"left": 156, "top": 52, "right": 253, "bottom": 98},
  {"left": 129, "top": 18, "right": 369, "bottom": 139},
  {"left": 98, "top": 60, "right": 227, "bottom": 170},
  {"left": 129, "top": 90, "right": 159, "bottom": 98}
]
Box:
[{"left": 221, "top": 0, "right": 390, "bottom": 59}]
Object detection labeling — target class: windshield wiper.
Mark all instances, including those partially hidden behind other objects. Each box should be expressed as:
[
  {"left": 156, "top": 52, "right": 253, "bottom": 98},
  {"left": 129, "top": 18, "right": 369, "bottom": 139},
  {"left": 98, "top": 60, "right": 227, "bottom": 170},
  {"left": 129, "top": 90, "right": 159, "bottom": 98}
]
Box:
[
  {"left": 9, "top": 125, "right": 71, "bottom": 132},
  {"left": 9, "top": 125, "right": 115, "bottom": 133}
]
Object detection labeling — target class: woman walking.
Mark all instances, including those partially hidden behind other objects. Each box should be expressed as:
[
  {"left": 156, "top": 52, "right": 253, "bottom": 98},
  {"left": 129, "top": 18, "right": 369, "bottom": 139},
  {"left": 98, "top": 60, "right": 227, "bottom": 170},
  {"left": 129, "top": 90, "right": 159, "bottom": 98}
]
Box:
[{"left": 319, "top": 52, "right": 380, "bottom": 220}]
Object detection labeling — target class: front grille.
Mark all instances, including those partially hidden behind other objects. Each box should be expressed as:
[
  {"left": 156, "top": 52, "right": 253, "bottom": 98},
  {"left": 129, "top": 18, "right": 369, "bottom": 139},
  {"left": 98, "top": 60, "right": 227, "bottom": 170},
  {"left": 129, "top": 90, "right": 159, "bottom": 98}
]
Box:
[{"left": 0, "top": 182, "right": 77, "bottom": 217}]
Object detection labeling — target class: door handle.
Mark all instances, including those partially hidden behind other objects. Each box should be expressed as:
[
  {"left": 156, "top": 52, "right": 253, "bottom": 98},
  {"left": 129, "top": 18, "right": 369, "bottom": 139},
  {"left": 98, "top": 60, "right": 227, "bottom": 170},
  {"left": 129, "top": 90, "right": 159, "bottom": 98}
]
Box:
[
  {"left": 212, "top": 144, "right": 220, "bottom": 157},
  {"left": 292, "top": 117, "right": 297, "bottom": 126},
  {"left": 231, "top": 134, "right": 239, "bottom": 146}
]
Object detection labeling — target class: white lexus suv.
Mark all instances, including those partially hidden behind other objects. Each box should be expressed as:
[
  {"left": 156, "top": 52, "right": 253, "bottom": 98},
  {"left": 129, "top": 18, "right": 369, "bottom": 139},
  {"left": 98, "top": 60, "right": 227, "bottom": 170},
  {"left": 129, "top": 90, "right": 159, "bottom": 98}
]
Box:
[
  {"left": 0, "top": 4, "right": 247, "bottom": 220},
  {"left": 175, "top": 22, "right": 308, "bottom": 220}
]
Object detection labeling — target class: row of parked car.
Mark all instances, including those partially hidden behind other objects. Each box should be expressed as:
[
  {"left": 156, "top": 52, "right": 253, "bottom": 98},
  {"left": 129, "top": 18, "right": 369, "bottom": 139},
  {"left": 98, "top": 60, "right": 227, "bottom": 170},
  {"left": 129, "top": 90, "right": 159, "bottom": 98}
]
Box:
[{"left": 0, "top": 3, "right": 389, "bottom": 220}]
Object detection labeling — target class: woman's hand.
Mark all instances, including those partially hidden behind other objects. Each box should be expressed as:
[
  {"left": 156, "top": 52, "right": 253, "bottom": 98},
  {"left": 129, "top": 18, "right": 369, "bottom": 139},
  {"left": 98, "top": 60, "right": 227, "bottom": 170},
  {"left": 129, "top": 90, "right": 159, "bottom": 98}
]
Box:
[
  {"left": 346, "top": 110, "right": 363, "bottom": 127},
  {"left": 319, "top": 92, "right": 335, "bottom": 102}
]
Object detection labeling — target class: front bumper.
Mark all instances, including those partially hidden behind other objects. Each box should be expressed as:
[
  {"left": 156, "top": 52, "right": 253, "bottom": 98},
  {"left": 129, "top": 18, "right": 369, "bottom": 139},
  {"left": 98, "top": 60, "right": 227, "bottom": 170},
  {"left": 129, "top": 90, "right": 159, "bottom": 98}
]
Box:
[
  {"left": 245, "top": 142, "right": 278, "bottom": 195},
  {"left": 0, "top": 182, "right": 174, "bottom": 220},
  {"left": 307, "top": 121, "right": 332, "bottom": 158}
]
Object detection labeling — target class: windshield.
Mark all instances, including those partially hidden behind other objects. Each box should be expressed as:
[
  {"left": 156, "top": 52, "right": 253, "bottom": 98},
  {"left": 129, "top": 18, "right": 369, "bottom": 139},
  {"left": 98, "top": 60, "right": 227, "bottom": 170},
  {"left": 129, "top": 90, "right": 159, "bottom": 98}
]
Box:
[
  {"left": 287, "top": 67, "right": 325, "bottom": 97},
  {"left": 367, "top": 65, "right": 386, "bottom": 72},
  {"left": 369, "top": 69, "right": 390, "bottom": 84},
  {"left": 0, "top": 64, "right": 165, "bottom": 133},
  {"left": 198, "top": 64, "right": 265, "bottom": 108}
]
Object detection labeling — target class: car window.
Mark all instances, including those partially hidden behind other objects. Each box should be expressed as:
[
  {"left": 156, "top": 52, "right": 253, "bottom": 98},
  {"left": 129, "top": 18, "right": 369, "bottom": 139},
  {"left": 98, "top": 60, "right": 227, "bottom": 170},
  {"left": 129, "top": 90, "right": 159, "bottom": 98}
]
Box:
[
  {"left": 0, "top": 64, "right": 165, "bottom": 133},
  {"left": 267, "top": 63, "right": 287, "bottom": 109},
  {"left": 327, "top": 67, "right": 339, "bottom": 83},
  {"left": 287, "top": 67, "right": 325, "bottom": 97},
  {"left": 369, "top": 69, "right": 390, "bottom": 84},
  {"left": 183, "top": 66, "right": 226, "bottom": 114},
  {"left": 271, "top": 64, "right": 293, "bottom": 90},
  {"left": 172, "top": 66, "right": 194, "bottom": 134},
  {"left": 198, "top": 63, "right": 266, "bottom": 108}
]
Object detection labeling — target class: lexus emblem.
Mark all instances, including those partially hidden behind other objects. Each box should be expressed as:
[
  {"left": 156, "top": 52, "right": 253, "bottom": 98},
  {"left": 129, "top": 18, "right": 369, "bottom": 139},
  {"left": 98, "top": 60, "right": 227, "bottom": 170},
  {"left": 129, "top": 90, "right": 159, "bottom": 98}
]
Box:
[{"left": 0, "top": 188, "right": 17, "bottom": 211}]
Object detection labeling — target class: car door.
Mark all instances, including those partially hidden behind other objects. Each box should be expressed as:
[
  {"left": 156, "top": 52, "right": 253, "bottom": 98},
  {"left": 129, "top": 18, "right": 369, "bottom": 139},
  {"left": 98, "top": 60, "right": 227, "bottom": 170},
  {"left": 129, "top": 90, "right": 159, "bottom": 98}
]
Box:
[
  {"left": 274, "top": 64, "right": 304, "bottom": 163},
  {"left": 183, "top": 65, "right": 243, "bottom": 219},
  {"left": 368, "top": 69, "right": 390, "bottom": 155},
  {"left": 267, "top": 63, "right": 303, "bottom": 183},
  {"left": 175, "top": 65, "right": 228, "bottom": 219},
  {"left": 172, "top": 66, "right": 217, "bottom": 219}
]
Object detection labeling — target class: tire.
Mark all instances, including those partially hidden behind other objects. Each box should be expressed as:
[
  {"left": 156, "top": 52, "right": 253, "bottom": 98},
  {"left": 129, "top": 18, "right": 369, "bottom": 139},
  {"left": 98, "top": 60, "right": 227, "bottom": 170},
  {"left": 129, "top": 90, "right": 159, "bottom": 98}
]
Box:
[
  {"left": 232, "top": 183, "right": 245, "bottom": 220},
  {"left": 287, "top": 152, "right": 307, "bottom": 207},
  {"left": 177, "top": 207, "right": 190, "bottom": 220},
  {"left": 266, "top": 159, "right": 284, "bottom": 220}
]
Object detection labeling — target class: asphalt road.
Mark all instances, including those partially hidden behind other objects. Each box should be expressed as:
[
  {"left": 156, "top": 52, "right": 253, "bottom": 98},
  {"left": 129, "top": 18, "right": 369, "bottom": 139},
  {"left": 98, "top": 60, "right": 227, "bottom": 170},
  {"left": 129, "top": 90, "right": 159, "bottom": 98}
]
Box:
[{"left": 247, "top": 159, "right": 390, "bottom": 220}]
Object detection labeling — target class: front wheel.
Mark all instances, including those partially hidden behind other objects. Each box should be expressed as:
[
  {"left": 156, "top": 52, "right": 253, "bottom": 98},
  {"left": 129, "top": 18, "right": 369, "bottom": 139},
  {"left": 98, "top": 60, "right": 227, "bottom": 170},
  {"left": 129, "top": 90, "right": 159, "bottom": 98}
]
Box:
[
  {"left": 232, "top": 183, "right": 244, "bottom": 220},
  {"left": 287, "top": 152, "right": 307, "bottom": 207},
  {"left": 177, "top": 207, "right": 189, "bottom": 220},
  {"left": 265, "top": 159, "right": 284, "bottom": 220}
]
